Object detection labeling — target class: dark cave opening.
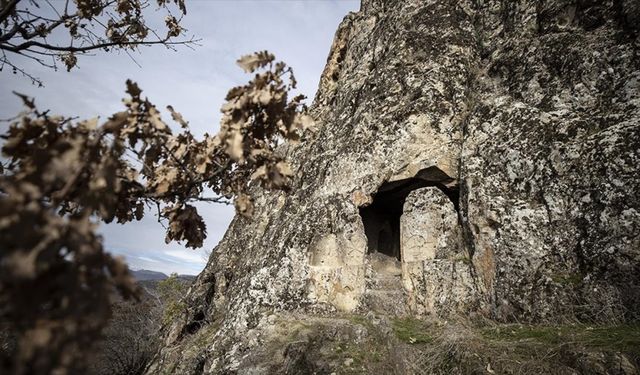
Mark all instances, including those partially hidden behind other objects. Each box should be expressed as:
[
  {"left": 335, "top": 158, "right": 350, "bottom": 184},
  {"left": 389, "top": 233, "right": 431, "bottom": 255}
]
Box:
[
  {"left": 183, "top": 310, "right": 206, "bottom": 336},
  {"left": 359, "top": 167, "right": 459, "bottom": 261}
]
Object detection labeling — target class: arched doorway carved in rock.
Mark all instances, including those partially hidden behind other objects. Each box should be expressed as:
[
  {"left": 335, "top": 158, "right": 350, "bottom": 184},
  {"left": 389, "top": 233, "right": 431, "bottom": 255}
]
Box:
[{"left": 358, "top": 166, "right": 458, "bottom": 261}]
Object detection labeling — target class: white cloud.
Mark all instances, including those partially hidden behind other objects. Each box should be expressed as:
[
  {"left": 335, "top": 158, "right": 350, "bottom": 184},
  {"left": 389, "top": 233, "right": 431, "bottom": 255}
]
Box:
[
  {"left": 136, "top": 256, "right": 161, "bottom": 263},
  {"left": 163, "top": 250, "right": 206, "bottom": 264}
]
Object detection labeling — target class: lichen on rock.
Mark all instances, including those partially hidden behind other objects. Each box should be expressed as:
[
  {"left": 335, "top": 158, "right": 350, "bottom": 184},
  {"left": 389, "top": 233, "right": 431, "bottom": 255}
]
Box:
[{"left": 147, "top": 1, "right": 640, "bottom": 373}]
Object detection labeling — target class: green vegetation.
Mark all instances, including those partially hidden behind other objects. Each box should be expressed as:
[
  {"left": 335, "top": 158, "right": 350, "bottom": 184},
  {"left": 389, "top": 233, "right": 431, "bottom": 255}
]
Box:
[
  {"left": 192, "top": 322, "right": 220, "bottom": 348},
  {"left": 482, "top": 324, "right": 565, "bottom": 344},
  {"left": 162, "top": 301, "right": 187, "bottom": 325},
  {"left": 389, "top": 315, "right": 640, "bottom": 354},
  {"left": 549, "top": 272, "right": 584, "bottom": 285},
  {"left": 452, "top": 254, "right": 472, "bottom": 265},
  {"left": 242, "top": 314, "right": 640, "bottom": 374},
  {"left": 346, "top": 314, "right": 373, "bottom": 329},
  {"left": 158, "top": 273, "right": 186, "bottom": 301},
  {"left": 482, "top": 323, "right": 640, "bottom": 354},
  {"left": 386, "top": 317, "right": 640, "bottom": 374},
  {"left": 330, "top": 339, "right": 386, "bottom": 375},
  {"left": 158, "top": 274, "right": 189, "bottom": 325},
  {"left": 391, "top": 317, "right": 435, "bottom": 344},
  {"left": 583, "top": 325, "right": 640, "bottom": 351}
]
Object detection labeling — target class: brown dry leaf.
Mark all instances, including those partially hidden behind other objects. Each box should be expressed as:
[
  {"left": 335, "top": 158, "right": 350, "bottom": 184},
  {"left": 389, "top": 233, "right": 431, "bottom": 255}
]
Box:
[
  {"left": 80, "top": 117, "right": 99, "bottom": 130},
  {"left": 195, "top": 152, "right": 211, "bottom": 174},
  {"left": 226, "top": 131, "right": 244, "bottom": 161},
  {"left": 297, "top": 114, "right": 315, "bottom": 130},
  {"left": 125, "top": 79, "right": 142, "bottom": 98},
  {"left": 135, "top": 202, "right": 144, "bottom": 220},
  {"left": 4, "top": 249, "right": 39, "bottom": 280},
  {"left": 234, "top": 194, "right": 254, "bottom": 217},
  {"left": 165, "top": 15, "right": 182, "bottom": 37},
  {"left": 250, "top": 165, "right": 267, "bottom": 181},
  {"left": 107, "top": 254, "right": 140, "bottom": 300},
  {"left": 255, "top": 89, "right": 273, "bottom": 105},
  {"left": 154, "top": 168, "right": 178, "bottom": 195},
  {"left": 268, "top": 162, "right": 291, "bottom": 188},
  {"left": 275, "top": 161, "right": 293, "bottom": 177},
  {"left": 167, "top": 105, "right": 189, "bottom": 128},
  {"left": 102, "top": 111, "right": 128, "bottom": 132},
  {"left": 148, "top": 106, "right": 168, "bottom": 131},
  {"left": 60, "top": 52, "right": 77, "bottom": 71},
  {"left": 236, "top": 51, "right": 275, "bottom": 73},
  {"left": 225, "top": 86, "right": 245, "bottom": 101},
  {"left": 163, "top": 204, "right": 207, "bottom": 248}
]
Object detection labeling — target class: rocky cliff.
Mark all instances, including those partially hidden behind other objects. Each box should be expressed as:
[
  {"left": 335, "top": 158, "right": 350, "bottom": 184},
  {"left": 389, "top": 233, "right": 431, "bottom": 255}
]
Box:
[{"left": 147, "top": 1, "right": 640, "bottom": 373}]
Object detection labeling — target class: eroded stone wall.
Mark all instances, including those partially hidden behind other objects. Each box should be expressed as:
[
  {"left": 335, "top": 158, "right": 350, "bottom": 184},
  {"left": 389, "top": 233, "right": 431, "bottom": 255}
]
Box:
[
  {"left": 401, "top": 187, "right": 477, "bottom": 316},
  {"left": 147, "top": 1, "right": 640, "bottom": 372}
]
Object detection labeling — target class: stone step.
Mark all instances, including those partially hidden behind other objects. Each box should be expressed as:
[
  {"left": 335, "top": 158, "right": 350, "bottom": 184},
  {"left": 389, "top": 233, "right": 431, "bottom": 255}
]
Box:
[
  {"left": 363, "top": 289, "right": 408, "bottom": 315},
  {"left": 368, "top": 275, "right": 404, "bottom": 291},
  {"left": 369, "top": 253, "right": 403, "bottom": 276}
]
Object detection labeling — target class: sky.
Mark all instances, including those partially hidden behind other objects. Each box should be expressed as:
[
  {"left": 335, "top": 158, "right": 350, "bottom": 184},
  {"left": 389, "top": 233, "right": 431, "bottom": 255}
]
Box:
[{"left": 0, "top": 0, "right": 360, "bottom": 275}]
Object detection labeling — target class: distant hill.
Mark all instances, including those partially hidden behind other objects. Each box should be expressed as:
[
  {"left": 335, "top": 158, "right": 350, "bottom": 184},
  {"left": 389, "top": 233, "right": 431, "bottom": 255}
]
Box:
[
  {"left": 177, "top": 274, "right": 196, "bottom": 282},
  {"left": 132, "top": 269, "right": 168, "bottom": 281},
  {"left": 132, "top": 269, "right": 197, "bottom": 282}
]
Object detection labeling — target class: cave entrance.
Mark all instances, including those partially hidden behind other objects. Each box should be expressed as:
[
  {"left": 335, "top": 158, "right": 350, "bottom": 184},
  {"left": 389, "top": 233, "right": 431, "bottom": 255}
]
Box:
[{"left": 359, "top": 167, "right": 458, "bottom": 261}]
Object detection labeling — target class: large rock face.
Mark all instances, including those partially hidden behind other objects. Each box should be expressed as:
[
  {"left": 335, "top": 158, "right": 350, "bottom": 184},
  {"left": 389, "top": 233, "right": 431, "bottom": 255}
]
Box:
[{"left": 148, "top": 0, "right": 639, "bottom": 373}]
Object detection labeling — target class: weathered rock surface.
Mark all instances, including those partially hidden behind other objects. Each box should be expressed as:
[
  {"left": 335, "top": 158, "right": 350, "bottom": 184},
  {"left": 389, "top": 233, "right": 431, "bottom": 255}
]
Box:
[{"left": 147, "top": 0, "right": 639, "bottom": 373}]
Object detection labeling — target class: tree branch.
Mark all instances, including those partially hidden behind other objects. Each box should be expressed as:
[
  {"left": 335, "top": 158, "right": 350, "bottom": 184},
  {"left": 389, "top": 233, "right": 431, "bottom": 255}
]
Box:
[
  {"left": 191, "top": 196, "right": 230, "bottom": 204},
  {"left": 0, "top": 52, "right": 44, "bottom": 86},
  {"left": 0, "top": 20, "right": 28, "bottom": 43},
  {"left": 20, "top": 17, "right": 67, "bottom": 41},
  {"left": 1, "top": 36, "right": 197, "bottom": 53},
  {"left": 0, "top": 0, "right": 20, "bottom": 25}
]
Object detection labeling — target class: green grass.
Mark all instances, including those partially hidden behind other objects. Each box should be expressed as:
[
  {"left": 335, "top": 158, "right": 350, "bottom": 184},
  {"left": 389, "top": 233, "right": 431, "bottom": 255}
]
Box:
[
  {"left": 346, "top": 314, "right": 373, "bottom": 329},
  {"left": 330, "top": 341, "right": 385, "bottom": 375},
  {"left": 338, "top": 316, "right": 386, "bottom": 363},
  {"left": 481, "top": 323, "right": 640, "bottom": 354},
  {"left": 549, "top": 272, "right": 584, "bottom": 285},
  {"left": 391, "top": 317, "right": 435, "bottom": 344},
  {"left": 387, "top": 317, "right": 640, "bottom": 373},
  {"left": 482, "top": 325, "right": 564, "bottom": 344},
  {"left": 583, "top": 325, "right": 640, "bottom": 351}
]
